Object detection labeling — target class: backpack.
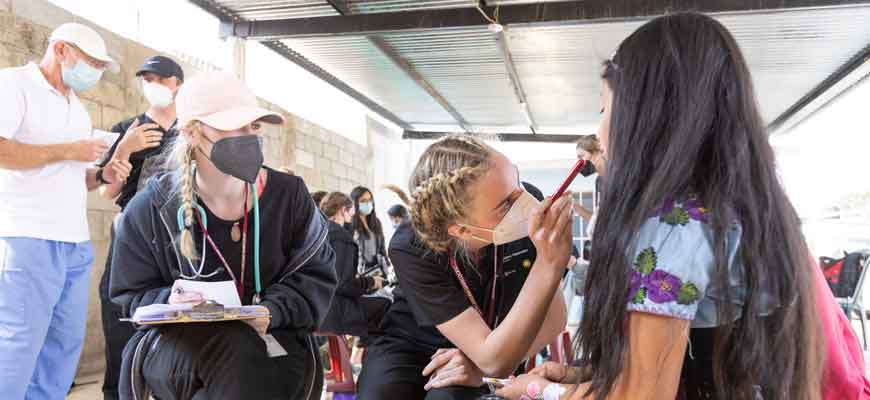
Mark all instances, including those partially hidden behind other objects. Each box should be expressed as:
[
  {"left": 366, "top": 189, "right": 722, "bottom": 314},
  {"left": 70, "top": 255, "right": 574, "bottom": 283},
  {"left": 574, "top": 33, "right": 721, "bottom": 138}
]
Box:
[{"left": 821, "top": 252, "right": 867, "bottom": 298}]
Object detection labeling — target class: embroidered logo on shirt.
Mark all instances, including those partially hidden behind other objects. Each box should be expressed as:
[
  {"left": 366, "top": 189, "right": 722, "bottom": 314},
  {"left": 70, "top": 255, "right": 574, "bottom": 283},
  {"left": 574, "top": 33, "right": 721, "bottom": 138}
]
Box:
[{"left": 521, "top": 259, "right": 531, "bottom": 269}]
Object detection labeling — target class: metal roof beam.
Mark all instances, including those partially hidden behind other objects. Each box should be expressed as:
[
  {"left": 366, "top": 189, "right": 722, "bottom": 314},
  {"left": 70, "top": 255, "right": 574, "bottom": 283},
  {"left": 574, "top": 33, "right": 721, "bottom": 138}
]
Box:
[
  {"left": 404, "top": 130, "right": 585, "bottom": 143},
  {"left": 219, "top": 0, "right": 870, "bottom": 39},
  {"left": 261, "top": 41, "right": 412, "bottom": 130},
  {"left": 324, "top": 0, "right": 471, "bottom": 131},
  {"left": 369, "top": 37, "right": 473, "bottom": 132},
  {"left": 494, "top": 29, "right": 539, "bottom": 134},
  {"left": 768, "top": 44, "right": 870, "bottom": 132},
  {"left": 325, "top": 0, "right": 351, "bottom": 15},
  {"left": 190, "top": 0, "right": 413, "bottom": 130}
]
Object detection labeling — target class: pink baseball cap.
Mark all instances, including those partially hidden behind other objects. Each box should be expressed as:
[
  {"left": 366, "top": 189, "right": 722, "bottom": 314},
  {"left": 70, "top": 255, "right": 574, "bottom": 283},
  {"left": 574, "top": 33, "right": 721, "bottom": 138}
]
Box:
[{"left": 176, "top": 71, "right": 284, "bottom": 130}]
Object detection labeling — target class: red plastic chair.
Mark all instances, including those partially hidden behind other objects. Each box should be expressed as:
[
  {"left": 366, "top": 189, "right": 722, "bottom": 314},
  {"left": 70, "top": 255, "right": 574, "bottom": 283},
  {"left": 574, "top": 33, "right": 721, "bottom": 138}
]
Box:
[
  {"left": 527, "top": 331, "right": 573, "bottom": 370},
  {"left": 315, "top": 332, "right": 356, "bottom": 398}
]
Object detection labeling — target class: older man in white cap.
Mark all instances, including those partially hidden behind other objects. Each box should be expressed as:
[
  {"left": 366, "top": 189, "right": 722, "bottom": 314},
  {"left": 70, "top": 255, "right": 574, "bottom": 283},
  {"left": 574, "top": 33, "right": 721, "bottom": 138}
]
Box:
[{"left": 0, "top": 23, "right": 130, "bottom": 399}]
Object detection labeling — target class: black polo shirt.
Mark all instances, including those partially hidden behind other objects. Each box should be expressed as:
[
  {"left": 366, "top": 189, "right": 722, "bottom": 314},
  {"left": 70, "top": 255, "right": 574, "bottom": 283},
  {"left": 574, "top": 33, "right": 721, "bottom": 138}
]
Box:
[
  {"left": 99, "top": 113, "right": 178, "bottom": 210},
  {"left": 381, "top": 219, "right": 539, "bottom": 352}
]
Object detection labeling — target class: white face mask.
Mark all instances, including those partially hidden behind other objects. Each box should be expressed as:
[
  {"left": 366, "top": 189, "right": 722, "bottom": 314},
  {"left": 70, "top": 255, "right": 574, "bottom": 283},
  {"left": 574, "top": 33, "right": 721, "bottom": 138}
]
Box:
[
  {"left": 462, "top": 190, "right": 541, "bottom": 245},
  {"left": 142, "top": 81, "right": 174, "bottom": 108}
]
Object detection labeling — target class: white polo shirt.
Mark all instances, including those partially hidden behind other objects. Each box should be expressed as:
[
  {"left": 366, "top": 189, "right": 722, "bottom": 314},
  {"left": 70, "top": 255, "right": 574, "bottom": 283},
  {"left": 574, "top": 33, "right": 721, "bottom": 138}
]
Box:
[{"left": 0, "top": 62, "right": 93, "bottom": 243}]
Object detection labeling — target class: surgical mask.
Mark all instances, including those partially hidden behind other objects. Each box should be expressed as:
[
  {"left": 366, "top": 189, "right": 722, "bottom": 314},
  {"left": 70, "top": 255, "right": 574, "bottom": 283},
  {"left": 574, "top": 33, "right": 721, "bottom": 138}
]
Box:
[
  {"left": 143, "top": 81, "right": 174, "bottom": 108},
  {"left": 462, "top": 190, "right": 540, "bottom": 245},
  {"left": 358, "top": 201, "right": 374, "bottom": 216},
  {"left": 61, "top": 59, "right": 103, "bottom": 92},
  {"left": 200, "top": 135, "right": 263, "bottom": 183}
]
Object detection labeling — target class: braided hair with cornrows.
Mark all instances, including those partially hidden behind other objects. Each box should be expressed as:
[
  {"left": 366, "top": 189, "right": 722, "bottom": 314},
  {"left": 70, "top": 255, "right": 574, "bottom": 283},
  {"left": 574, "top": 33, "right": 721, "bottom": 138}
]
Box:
[{"left": 405, "top": 135, "right": 496, "bottom": 253}]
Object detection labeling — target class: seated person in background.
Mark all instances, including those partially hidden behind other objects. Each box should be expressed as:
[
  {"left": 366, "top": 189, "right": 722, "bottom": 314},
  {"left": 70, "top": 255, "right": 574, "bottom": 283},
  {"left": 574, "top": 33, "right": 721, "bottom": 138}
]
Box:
[
  {"left": 312, "top": 190, "right": 328, "bottom": 208},
  {"left": 319, "top": 192, "right": 391, "bottom": 347},
  {"left": 109, "top": 72, "right": 337, "bottom": 400}
]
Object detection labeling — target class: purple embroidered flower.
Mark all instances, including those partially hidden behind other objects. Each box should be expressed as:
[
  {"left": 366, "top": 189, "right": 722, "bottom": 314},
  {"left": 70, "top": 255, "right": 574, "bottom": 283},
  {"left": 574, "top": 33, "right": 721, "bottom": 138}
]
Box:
[
  {"left": 655, "top": 198, "right": 676, "bottom": 217},
  {"left": 643, "top": 269, "right": 683, "bottom": 303},
  {"left": 628, "top": 269, "right": 643, "bottom": 300},
  {"left": 683, "top": 198, "right": 709, "bottom": 223}
]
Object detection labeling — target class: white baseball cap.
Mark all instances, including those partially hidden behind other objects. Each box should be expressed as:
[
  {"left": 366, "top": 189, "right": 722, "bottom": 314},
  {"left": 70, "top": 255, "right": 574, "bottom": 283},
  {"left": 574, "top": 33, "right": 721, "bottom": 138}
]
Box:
[
  {"left": 49, "top": 23, "right": 119, "bottom": 73},
  {"left": 176, "top": 71, "right": 284, "bottom": 130}
]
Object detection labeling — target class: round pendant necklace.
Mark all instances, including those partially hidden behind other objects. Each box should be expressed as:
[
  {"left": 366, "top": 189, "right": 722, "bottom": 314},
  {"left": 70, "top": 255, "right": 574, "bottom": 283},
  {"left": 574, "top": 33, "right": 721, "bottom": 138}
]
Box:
[{"left": 230, "top": 184, "right": 249, "bottom": 243}]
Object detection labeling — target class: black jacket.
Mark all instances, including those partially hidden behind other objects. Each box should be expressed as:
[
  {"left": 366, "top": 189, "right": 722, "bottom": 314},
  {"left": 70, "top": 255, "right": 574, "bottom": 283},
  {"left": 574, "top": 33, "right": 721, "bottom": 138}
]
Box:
[
  {"left": 109, "top": 168, "right": 335, "bottom": 399},
  {"left": 109, "top": 169, "right": 337, "bottom": 330},
  {"left": 320, "top": 220, "right": 376, "bottom": 335}
]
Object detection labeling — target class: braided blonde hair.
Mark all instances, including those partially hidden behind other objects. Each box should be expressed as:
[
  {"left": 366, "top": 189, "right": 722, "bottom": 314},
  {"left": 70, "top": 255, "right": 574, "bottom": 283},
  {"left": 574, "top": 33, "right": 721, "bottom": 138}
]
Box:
[
  {"left": 407, "top": 135, "right": 495, "bottom": 253},
  {"left": 168, "top": 120, "right": 204, "bottom": 260}
]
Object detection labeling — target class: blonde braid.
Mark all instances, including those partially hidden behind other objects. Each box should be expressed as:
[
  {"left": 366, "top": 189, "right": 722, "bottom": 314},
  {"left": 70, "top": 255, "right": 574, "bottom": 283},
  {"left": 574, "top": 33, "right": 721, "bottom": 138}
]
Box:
[
  {"left": 176, "top": 121, "right": 201, "bottom": 260},
  {"left": 406, "top": 134, "right": 495, "bottom": 253}
]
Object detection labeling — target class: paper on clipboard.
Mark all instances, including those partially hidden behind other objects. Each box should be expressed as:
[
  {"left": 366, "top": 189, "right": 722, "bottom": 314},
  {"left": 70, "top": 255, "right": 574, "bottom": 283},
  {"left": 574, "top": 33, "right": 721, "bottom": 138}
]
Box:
[{"left": 175, "top": 280, "right": 241, "bottom": 307}]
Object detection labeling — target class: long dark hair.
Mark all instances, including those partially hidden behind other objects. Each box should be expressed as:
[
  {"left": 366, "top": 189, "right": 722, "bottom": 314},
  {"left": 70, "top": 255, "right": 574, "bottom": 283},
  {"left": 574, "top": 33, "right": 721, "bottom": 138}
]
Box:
[
  {"left": 577, "top": 12, "right": 821, "bottom": 400},
  {"left": 350, "top": 186, "right": 384, "bottom": 238}
]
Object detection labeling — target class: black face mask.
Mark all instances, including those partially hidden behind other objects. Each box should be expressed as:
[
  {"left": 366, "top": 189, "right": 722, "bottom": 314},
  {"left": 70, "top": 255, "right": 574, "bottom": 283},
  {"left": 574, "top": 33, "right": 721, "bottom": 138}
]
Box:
[
  {"left": 200, "top": 135, "right": 263, "bottom": 183},
  {"left": 579, "top": 159, "right": 597, "bottom": 177}
]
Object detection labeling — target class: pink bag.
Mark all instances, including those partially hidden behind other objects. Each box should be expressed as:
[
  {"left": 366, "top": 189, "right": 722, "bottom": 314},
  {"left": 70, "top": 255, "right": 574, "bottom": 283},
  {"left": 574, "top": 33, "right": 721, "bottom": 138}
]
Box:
[{"left": 811, "top": 256, "right": 870, "bottom": 400}]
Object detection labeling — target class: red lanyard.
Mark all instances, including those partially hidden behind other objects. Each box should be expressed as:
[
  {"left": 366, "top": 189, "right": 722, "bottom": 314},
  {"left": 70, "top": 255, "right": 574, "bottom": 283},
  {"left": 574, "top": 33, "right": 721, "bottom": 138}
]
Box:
[
  {"left": 448, "top": 247, "right": 499, "bottom": 328},
  {"left": 194, "top": 184, "right": 249, "bottom": 300}
]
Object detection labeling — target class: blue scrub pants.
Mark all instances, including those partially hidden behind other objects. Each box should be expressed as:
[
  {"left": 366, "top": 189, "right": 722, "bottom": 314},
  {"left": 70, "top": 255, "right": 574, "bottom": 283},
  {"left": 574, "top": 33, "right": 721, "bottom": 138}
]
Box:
[{"left": 0, "top": 237, "right": 94, "bottom": 400}]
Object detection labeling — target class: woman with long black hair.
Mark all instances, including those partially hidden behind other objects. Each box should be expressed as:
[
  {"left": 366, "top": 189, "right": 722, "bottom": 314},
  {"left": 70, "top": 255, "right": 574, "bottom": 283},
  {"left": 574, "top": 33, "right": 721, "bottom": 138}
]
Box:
[
  {"left": 351, "top": 186, "right": 390, "bottom": 276},
  {"left": 497, "top": 12, "right": 823, "bottom": 400}
]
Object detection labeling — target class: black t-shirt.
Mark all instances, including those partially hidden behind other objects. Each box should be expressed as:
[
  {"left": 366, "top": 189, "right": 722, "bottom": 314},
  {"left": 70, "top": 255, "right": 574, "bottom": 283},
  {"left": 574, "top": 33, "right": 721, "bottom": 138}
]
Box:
[
  {"left": 99, "top": 113, "right": 178, "bottom": 210},
  {"left": 380, "top": 221, "right": 538, "bottom": 351},
  {"left": 188, "top": 168, "right": 310, "bottom": 305}
]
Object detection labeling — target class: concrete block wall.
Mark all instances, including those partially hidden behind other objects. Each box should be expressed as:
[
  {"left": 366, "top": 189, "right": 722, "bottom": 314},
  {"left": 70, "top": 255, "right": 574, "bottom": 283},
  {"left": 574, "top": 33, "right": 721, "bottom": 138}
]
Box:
[{"left": 0, "top": 0, "right": 373, "bottom": 379}]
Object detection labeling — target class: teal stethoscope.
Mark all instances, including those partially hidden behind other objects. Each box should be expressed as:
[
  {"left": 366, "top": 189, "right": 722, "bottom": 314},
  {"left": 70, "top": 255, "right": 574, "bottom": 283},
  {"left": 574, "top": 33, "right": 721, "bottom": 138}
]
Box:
[{"left": 176, "top": 172, "right": 264, "bottom": 304}]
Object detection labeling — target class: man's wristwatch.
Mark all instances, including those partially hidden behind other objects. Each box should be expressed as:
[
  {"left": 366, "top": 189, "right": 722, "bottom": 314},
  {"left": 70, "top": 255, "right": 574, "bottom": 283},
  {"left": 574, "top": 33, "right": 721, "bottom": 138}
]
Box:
[{"left": 96, "top": 168, "right": 110, "bottom": 185}]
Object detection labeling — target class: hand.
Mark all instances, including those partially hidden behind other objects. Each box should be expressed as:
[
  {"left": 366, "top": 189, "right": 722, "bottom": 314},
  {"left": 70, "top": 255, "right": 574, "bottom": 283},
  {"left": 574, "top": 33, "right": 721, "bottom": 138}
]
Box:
[
  {"left": 529, "top": 193, "right": 575, "bottom": 272},
  {"left": 117, "top": 118, "right": 162, "bottom": 155},
  {"left": 528, "top": 361, "right": 573, "bottom": 383},
  {"left": 67, "top": 139, "right": 109, "bottom": 162},
  {"left": 372, "top": 276, "right": 385, "bottom": 291},
  {"left": 422, "top": 348, "right": 484, "bottom": 390},
  {"left": 101, "top": 159, "right": 132, "bottom": 184},
  {"left": 243, "top": 312, "right": 271, "bottom": 336},
  {"left": 168, "top": 281, "right": 203, "bottom": 305},
  {"left": 495, "top": 373, "right": 556, "bottom": 400}
]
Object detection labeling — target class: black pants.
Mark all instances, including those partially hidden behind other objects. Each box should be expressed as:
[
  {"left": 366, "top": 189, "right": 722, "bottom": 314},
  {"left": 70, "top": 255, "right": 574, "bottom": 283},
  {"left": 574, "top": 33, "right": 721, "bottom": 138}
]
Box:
[
  {"left": 100, "top": 226, "right": 137, "bottom": 400},
  {"left": 142, "top": 322, "right": 310, "bottom": 400},
  {"left": 357, "top": 335, "right": 488, "bottom": 400}
]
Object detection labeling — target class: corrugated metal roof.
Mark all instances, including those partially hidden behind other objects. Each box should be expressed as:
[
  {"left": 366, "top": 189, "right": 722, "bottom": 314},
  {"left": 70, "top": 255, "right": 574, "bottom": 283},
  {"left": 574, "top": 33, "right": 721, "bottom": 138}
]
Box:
[
  {"left": 210, "top": 0, "right": 338, "bottom": 20},
  {"left": 203, "top": 1, "right": 870, "bottom": 133},
  {"left": 281, "top": 35, "right": 457, "bottom": 125}
]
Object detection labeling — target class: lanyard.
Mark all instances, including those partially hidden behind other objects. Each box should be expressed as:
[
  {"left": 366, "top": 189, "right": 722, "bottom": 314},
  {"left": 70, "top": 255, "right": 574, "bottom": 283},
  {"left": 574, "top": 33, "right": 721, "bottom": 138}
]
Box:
[
  {"left": 194, "top": 184, "right": 249, "bottom": 300},
  {"left": 448, "top": 247, "right": 499, "bottom": 328}
]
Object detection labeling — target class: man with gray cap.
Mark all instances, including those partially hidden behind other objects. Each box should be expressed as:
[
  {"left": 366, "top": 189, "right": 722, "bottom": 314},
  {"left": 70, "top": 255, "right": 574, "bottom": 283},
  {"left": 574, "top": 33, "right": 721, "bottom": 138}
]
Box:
[
  {"left": 96, "top": 55, "right": 184, "bottom": 400},
  {"left": 0, "top": 22, "right": 129, "bottom": 399}
]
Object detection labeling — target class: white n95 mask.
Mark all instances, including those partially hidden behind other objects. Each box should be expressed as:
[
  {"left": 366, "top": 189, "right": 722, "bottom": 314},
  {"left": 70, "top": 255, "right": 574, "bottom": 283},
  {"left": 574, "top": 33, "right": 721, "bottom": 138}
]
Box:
[
  {"left": 143, "top": 82, "right": 174, "bottom": 108},
  {"left": 463, "top": 190, "right": 540, "bottom": 245}
]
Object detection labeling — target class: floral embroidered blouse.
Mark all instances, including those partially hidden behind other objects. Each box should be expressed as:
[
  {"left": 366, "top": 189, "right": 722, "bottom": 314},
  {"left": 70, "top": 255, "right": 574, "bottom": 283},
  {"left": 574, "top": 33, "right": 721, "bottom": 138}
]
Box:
[{"left": 626, "top": 197, "right": 777, "bottom": 328}]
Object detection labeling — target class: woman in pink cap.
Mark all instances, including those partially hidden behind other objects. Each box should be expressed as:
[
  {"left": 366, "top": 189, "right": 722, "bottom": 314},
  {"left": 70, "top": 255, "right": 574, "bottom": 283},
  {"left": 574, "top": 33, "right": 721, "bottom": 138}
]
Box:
[{"left": 109, "top": 72, "right": 336, "bottom": 400}]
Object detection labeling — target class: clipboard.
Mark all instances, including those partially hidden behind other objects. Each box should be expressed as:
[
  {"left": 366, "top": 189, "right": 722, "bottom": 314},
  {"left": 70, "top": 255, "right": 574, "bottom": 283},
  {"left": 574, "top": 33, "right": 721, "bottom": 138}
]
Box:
[{"left": 122, "top": 300, "right": 269, "bottom": 326}]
